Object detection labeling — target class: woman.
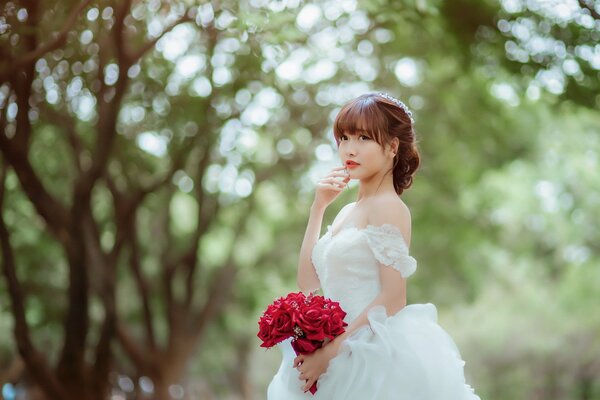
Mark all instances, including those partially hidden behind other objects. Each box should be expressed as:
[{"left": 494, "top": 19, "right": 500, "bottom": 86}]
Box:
[{"left": 267, "top": 93, "right": 480, "bottom": 400}]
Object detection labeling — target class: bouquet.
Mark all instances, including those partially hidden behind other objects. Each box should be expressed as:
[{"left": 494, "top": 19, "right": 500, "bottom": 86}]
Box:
[{"left": 257, "top": 291, "right": 348, "bottom": 394}]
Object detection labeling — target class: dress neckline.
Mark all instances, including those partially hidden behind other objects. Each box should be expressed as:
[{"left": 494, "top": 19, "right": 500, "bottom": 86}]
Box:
[{"left": 327, "top": 222, "right": 410, "bottom": 247}]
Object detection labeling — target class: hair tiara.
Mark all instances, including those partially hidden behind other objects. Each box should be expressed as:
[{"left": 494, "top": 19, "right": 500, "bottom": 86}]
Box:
[{"left": 376, "top": 92, "right": 414, "bottom": 124}]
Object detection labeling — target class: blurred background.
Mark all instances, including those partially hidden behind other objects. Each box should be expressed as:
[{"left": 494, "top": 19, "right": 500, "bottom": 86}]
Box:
[{"left": 1, "top": 0, "right": 599, "bottom": 399}]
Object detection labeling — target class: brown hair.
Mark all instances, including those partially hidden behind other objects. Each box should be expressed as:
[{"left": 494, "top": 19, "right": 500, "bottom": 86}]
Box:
[{"left": 333, "top": 93, "right": 420, "bottom": 195}]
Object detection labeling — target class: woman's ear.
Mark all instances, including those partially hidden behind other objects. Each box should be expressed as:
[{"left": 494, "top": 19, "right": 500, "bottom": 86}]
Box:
[{"left": 389, "top": 137, "right": 399, "bottom": 156}]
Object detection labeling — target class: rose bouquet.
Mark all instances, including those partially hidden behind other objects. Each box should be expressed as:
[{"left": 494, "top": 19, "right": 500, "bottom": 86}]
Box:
[{"left": 257, "top": 291, "right": 348, "bottom": 394}]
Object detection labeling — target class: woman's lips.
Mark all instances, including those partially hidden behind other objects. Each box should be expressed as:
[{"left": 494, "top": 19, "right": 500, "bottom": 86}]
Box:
[{"left": 346, "top": 161, "right": 360, "bottom": 168}]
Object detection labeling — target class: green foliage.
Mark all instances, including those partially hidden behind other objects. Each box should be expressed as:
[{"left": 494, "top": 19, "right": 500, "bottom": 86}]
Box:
[{"left": 1, "top": 0, "right": 599, "bottom": 398}]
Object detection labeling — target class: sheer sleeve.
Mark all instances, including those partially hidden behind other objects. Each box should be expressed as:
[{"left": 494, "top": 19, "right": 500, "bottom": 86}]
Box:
[{"left": 362, "top": 224, "right": 417, "bottom": 278}]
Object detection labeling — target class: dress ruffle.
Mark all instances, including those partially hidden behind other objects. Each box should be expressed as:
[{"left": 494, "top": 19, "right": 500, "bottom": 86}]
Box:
[
  {"left": 267, "top": 303, "right": 480, "bottom": 400},
  {"left": 361, "top": 224, "right": 417, "bottom": 277}
]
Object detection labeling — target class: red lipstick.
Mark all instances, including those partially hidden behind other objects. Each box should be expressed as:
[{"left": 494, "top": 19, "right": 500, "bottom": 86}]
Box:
[{"left": 345, "top": 160, "right": 360, "bottom": 168}]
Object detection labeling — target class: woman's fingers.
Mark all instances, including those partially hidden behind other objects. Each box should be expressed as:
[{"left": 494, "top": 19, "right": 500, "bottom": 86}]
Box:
[
  {"left": 298, "top": 372, "right": 311, "bottom": 381},
  {"left": 293, "top": 356, "right": 303, "bottom": 368},
  {"left": 319, "top": 177, "right": 346, "bottom": 185},
  {"left": 317, "top": 182, "right": 344, "bottom": 191},
  {"left": 323, "top": 169, "right": 350, "bottom": 183},
  {"left": 303, "top": 378, "right": 316, "bottom": 392},
  {"left": 314, "top": 166, "right": 349, "bottom": 200},
  {"left": 325, "top": 171, "right": 348, "bottom": 179},
  {"left": 320, "top": 176, "right": 348, "bottom": 185},
  {"left": 317, "top": 166, "right": 349, "bottom": 184}
]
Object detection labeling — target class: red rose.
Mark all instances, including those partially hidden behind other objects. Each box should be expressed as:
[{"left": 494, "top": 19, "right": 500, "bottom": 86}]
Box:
[
  {"left": 307, "top": 294, "right": 325, "bottom": 306},
  {"left": 257, "top": 316, "right": 275, "bottom": 347},
  {"left": 271, "top": 308, "right": 294, "bottom": 337},
  {"left": 291, "top": 337, "right": 321, "bottom": 354},
  {"left": 258, "top": 314, "right": 290, "bottom": 347},
  {"left": 264, "top": 302, "right": 280, "bottom": 316},
  {"left": 296, "top": 303, "right": 328, "bottom": 341},
  {"left": 322, "top": 303, "right": 347, "bottom": 338},
  {"left": 257, "top": 297, "right": 299, "bottom": 347}
]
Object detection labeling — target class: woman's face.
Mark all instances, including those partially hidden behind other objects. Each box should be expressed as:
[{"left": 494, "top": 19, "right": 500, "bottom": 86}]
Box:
[{"left": 337, "top": 131, "right": 394, "bottom": 180}]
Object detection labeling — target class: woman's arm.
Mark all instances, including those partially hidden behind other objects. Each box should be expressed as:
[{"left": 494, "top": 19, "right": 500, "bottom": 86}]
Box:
[
  {"left": 296, "top": 203, "right": 326, "bottom": 294},
  {"left": 297, "top": 166, "right": 350, "bottom": 294},
  {"left": 324, "top": 268, "right": 407, "bottom": 357}
]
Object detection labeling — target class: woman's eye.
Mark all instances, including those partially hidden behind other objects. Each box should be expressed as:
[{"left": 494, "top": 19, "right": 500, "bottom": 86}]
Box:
[{"left": 339, "top": 134, "right": 369, "bottom": 141}]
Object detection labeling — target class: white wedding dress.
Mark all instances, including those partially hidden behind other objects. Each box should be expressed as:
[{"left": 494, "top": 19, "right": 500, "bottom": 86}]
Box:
[{"left": 267, "top": 204, "right": 480, "bottom": 400}]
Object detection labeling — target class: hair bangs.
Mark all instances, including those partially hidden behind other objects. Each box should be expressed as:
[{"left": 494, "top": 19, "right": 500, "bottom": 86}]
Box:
[{"left": 333, "top": 96, "right": 387, "bottom": 146}]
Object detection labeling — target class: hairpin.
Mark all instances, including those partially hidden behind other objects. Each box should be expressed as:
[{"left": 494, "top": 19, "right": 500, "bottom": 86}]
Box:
[{"left": 377, "top": 92, "right": 414, "bottom": 123}]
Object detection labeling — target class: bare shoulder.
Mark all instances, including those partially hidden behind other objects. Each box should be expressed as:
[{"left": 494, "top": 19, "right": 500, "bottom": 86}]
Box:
[
  {"left": 339, "top": 201, "right": 357, "bottom": 214},
  {"left": 331, "top": 201, "right": 357, "bottom": 225},
  {"left": 365, "top": 195, "right": 412, "bottom": 246}
]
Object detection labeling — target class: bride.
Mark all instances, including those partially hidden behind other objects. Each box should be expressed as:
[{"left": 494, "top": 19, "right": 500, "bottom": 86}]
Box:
[{"left": 267, "top": 92, "right": 480, "bottom": 399}]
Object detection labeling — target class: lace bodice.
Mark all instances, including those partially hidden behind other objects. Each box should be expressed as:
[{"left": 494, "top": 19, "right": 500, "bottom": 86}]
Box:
[{"left": 311, "top": 219, "right": 417, "bottom": 324}]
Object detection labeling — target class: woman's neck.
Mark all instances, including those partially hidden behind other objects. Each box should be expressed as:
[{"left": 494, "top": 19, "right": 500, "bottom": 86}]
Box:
[{"left": 356, "top": 171, "right": 396, "bottom": 201}]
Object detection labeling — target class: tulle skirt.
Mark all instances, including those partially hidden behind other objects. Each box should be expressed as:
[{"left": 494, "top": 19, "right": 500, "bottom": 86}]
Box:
[{"left": 267, "top": 303, "right": 480, "bottom": 400}]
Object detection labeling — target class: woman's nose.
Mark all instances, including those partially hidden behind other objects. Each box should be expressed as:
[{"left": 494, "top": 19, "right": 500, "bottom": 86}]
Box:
[{"left": 345, "top": 142, "right": 357, "bottom": 156}]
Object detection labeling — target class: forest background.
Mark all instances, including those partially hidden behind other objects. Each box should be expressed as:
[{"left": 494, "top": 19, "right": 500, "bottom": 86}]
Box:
[{"left": 1, "top": 0, "right": 599, "bottom": 399}]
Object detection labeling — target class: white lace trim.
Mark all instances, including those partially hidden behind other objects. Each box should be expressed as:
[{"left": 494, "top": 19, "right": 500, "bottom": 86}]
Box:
[{"left": 362, "top": 224, "right": 417, "bottom": 278}]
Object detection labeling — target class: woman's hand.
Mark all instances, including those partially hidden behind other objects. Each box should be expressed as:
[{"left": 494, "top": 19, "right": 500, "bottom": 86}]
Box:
[
  {"left": 313, "top": 166, "right": 350, "bottom": 210},
  {"left": 293, "top": 345, "right": 336, "bottom": 392}
]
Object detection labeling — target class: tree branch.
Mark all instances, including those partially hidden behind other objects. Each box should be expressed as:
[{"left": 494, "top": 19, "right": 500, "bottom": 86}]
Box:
[
  {"left": 39, "top": 105, "right": 85, "bottom": 172},
  {"left": 129, "top": 114, "right": 215, "bottom": 317},
  {"left": 128, "top": 11, "right": 193, "bottom": 64},
  {"left": 105, "top": 169, "right": 160, "bottom": 350},
  {"left": 91, "top": 179, "right": 147, "bottom": 385},
  {"left": 0, "top": 355, "right": 24, "bottom": 388},
  {"left": 105, "top": 172, "right": 147, "bottom": 267},
  {"left": 80, "top": 207, "right": 119, "bottom": 383},
  {"left": 116, "top": 322, "right": 153, "bottom": 371},
  {"left": 91, "top": 303, "right": 116, "bottom": 398},
  {"left": 578, "top": 0, "right": 600, "bottom": 20},
  {"left": 189, "top": 200, "right": 256, "bottom": 341},
  {"left": 114, "top": 0, "right": 133, "bottom": 65},
  {"left": 0, "top": 6, "right": 72, "bottom": 241},
  {"left": 140, "top": 136, "right": 197, "bottom": 195},
  {"left": 128, "top": 220, "right": 157, "bottom": 350},
  {"left": 0, "top": 87, "right": 11, "bottom": 134},
  {"left": 0, "top": 136, "right": 71, "bottom": 240},
  {"left": 11, "top": 0, "right": 39, "bottom": 153},
  {"left": 181, "top": 142, "right": 217, "bottom": 308},
  {"left": 78, "top": 0, "right": 136, "bottom": 204},
  {"left": 0, "top": 162, "right": 65, "bottom": 399},
  {"left": 56, "top": 206, "right": 90, "bottom": 389},
  {"left": 159, "top": 187, "right": 178, "bottom": 332},
  {"left": 0, "top": 0, "right": 93, "bottom": 84}
]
